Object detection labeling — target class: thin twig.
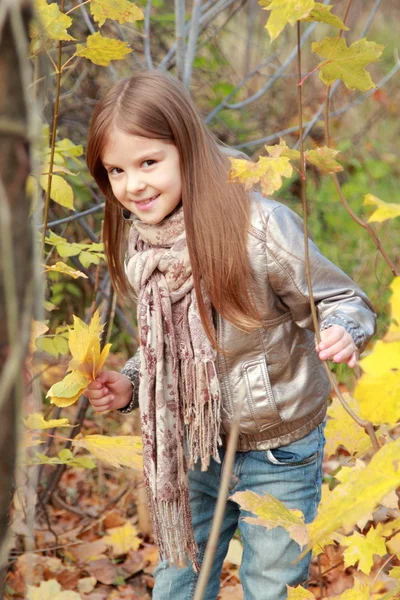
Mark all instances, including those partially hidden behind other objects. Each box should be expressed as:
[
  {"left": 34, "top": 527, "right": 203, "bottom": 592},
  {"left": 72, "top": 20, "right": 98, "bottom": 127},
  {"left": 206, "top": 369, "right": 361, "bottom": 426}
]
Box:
[
  {"left": 193, "top": 398, "right": 242, "bottom": 600},
  {"left": 41, "top": 0, "right": 65, "bottom": 255},
  {"left": 37, "top": 202, "right": 105, "bottom": 228},
  {"left": 330, "top": 174, "right": 399, "bottom": 278},
  {"left": 205, "top": 52, "right": 279, "bottom": 124}
]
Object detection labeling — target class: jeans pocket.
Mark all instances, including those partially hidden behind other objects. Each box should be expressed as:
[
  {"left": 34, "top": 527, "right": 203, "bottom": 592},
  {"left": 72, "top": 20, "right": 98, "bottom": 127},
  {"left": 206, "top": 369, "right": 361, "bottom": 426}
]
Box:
[{"left": 265, "top": 425, "right": 321, "bottom": 467}]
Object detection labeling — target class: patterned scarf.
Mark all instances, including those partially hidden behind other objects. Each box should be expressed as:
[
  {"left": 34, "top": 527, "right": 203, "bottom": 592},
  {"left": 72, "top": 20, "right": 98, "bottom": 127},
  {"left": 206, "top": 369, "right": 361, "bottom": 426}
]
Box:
[{"left": 124, "top": 206, "right": 221, "bottom": 571}]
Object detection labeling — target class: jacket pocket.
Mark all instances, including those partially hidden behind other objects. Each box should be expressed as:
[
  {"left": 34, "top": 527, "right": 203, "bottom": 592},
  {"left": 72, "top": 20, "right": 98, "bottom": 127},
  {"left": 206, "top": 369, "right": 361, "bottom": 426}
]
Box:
[{"left": 242, "top": 358, "right": 282, "bottom": 431}]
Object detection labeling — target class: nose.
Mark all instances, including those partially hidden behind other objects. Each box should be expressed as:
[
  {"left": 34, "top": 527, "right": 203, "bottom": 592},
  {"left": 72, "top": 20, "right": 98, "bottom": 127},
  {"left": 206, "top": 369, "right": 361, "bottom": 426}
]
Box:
[{"left": 126, "top": 172, "right": 146, "bottom": 194}]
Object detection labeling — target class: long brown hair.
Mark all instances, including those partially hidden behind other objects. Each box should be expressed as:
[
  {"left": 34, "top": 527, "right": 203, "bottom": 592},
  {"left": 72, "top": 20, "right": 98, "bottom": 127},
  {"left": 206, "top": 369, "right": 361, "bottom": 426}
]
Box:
[{"left": 86, "top": 70, "right": 261, "bottom": 347}]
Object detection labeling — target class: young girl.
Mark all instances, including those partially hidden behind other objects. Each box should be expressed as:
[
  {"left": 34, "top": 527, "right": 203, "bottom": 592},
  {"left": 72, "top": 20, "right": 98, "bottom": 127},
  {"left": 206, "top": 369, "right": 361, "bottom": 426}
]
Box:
[{"left": 84, "top": 70, "right": 376, "bottom": 600}]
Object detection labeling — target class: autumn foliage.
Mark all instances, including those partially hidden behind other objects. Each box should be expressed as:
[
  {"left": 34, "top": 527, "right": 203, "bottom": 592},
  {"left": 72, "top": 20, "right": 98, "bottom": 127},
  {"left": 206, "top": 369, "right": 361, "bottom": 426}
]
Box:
[{"left": 6, "top": 0, "right": 400, "bottom": 598}]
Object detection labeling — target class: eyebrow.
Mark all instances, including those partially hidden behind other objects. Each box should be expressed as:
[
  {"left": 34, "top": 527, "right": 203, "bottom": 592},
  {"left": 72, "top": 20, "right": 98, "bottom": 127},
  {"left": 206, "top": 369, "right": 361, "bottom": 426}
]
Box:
[{"left": 102, "top": 150, "right": 164, "bottom": 168}]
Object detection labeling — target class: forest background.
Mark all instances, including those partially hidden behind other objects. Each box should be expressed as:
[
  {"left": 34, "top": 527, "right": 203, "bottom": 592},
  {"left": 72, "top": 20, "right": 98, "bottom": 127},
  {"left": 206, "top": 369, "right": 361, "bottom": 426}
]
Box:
[{"left": 1, "top": 0, "right": 400, "bottom": 598}]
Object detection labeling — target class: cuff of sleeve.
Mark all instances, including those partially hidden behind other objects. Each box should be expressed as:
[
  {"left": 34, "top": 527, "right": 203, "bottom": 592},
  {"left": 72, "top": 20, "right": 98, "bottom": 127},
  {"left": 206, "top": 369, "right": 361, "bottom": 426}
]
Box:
[
  {"left": 117, "top": 381, "right": 136, "bottom": 414},
  {"left": 320, "top": 314, "right": 366, "bottom": 350}
]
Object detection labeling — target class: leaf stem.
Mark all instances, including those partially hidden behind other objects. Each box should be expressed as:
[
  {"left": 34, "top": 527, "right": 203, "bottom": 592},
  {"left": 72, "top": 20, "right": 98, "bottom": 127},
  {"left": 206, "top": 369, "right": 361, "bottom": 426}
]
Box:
[
  {"left": 65, "top": 0, "right": 91, "bottom": 16},
  {"left": 296, "top": 22, "right": 320, "bottom": 345},
  {"left": 330, "top": 175, "right": 399, "bottom": 277}
]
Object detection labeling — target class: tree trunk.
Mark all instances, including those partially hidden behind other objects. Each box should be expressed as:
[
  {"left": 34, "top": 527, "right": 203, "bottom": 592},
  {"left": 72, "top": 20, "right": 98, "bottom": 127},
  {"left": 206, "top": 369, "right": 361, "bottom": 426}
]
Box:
[{"left": 0, "top": 0, "right": 34, "bottom": 594}]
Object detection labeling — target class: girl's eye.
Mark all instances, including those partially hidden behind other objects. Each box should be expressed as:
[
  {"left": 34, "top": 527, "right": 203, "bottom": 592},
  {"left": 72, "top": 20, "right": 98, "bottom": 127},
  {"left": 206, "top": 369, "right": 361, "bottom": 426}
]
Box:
[
  {"left": 108, "top": 167, "right": 123, "bottom": 175},
  {"left": 143, "top": 159, "right": 156, "bottom": 167}
]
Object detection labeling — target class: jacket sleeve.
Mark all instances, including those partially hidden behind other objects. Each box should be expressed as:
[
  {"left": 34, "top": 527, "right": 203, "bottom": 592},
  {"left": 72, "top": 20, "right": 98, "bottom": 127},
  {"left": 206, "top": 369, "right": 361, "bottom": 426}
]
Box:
[
  {"left": 117, "top": 349, "right": 140, "bottom": 413},
  {"left": 265, "top": 204, "right": 376, "bottom": 352}
]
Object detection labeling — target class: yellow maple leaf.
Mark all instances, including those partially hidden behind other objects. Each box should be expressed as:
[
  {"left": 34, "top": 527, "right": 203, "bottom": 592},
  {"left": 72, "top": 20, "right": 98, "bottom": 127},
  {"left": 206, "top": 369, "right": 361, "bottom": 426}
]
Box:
[
  {"left": 68, "top": 311, "right": 110, "bottom": 378},
  {"left": 303, "top": 3, "right": 348, "bottom": 30},
  {"left": 75, "top": 32, "right": 132, "bottom": 66},
  {"left": 324, "top": 394, "right": 371, "bottom": 457},
  {"left": 342, "top": 524, "right": 387, "bottom": 574},
  {"left": 23, "top": 413, "right": 71, "bottom": 430},
  {"left": 72, "top": 434, "right": 143, "bottom": 471},
  {"left": 386, "top": 277, "right": 400, "bottom": 341},
  {"left": 265, "top": 138, "right": 300, "bottom": 160},
  {"left": 229, "top": 153, "right": 293, "bottom": 196},
  {"left": 388, "top": 565, "right": 400, "bottom": 579},
  {"left": 46, "top": 310, "right": 111, "bottom": 407},
  {"left": 260, "top": 0, "right": 315, "bottom": 41},
  {"left": 231, "top": 490, "right": 308, "bottom": 548},
  {"left": 32, "top": 0, "right": 75, "bottom": 41},
  {"left": 103, "top": 522, "right": 141, "bottom": 556},
  {"left": 355, "top": 277, "right": 400, "bottom": 424},
  {"left": 286, "top": 585, "right": 314, "bottom": 599},
  {"left": 47, "top": 371, "right": 90, "bottom": 408},
  {"left": 44, "top": 262, "right": 88, "bottom": 279},
  {"left": 325, "top": 579, "right": 370, "bottom": 599},
  {"left": 90, "top": 0, "right": 144, "bottom": 27},
  {"left": 364, "top": 194, "right": 400, "bottom": 224},
  {"left": 307, "top": 438, "right": 400, "bottom": 551},
  {"left": 312, "top": 36, "right": 384, "bottom": 91},
  {"left": 305, "top": 147, "right": 343, "bottom": 174}
]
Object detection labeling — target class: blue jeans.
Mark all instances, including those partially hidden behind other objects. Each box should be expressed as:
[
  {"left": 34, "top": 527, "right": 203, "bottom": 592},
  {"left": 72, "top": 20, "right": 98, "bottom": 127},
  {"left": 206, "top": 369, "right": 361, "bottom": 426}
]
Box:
[{"left": 152, "top": 422, "right": 326, "bottom": 600}]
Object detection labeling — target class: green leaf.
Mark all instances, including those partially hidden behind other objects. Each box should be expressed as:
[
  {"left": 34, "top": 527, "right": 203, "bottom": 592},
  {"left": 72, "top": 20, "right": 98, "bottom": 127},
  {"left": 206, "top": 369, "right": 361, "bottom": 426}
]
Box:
[
  {"left": 44, "top": 261, "right": 89, "bottom": 280},
  {"left": 23, "top": 413, "right": 71, "bottom": 430},
  {"left": 53, "top": 334, "right": 69, "bottom": 355},
  {"left": 79, "top": 250, "right": 100, "bottom": 268},
  {"left": 75, "top": 32, "right": 132, "bottom": 67},
  {"left": 90, "top": 0, "right": 144, "bottom": 27},
  {"left": 32, "top": 0, "right": 75, "bottom": 41},
  {"left": 312, "top": 36, "right": 385, "bottom": 91},
  {"left": 56, "top": 243, "right": 81, "bottom": 258},
  {"left": 260, "top": 0, "right": 315, "bottom": 41},
  {"left": 303, "top": 3, "right": 348, "bottom": 30},
  {"left": 35, "top": 336, "right": 61, "bottom": 357},
  {"left": 55, "top": 138, "right": 84, "bottom": 158},
  {"left": 46, "top": 231, "right": 66, "bottom": 245},
  {"left": 40, "top": 175, "right": 75, "bottom": 210},
  {"left": 305, "top": 147, "right": 343, "bottom": 173}
]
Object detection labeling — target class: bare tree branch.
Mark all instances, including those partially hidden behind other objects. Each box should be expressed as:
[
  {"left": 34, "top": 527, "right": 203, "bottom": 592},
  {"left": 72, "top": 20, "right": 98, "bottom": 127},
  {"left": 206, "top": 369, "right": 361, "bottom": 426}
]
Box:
[
  {"left": 159, "top": 0, "right": 239, "bottom": 70},
  {"left": 233, "top": 60, "right": 400, "bottom": 150},
  {"left": 144, "top": 0, "right": 154, "bottom": 69},
  {"left": 183, "top": 0, "right": 202, "bottom": 88},
  {"left": 175, "top": 0, "right": 186, "bottom": 80}
]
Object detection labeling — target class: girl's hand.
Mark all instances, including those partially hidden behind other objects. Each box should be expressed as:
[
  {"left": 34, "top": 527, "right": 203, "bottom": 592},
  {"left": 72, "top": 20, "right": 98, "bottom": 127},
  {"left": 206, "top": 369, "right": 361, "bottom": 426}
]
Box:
[
  {"left": 317, "top": 325, "right": 358, "bottom": 368},
  {"left": 84, "top": 370, "right": 134, "bottom": 412}
]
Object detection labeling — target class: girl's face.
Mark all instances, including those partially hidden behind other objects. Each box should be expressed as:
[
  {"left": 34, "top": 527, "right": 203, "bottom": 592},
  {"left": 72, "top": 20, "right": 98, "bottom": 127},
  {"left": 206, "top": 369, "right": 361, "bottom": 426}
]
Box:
[{"left": 101, "top": 128, "right": 182, "bottom": 225}]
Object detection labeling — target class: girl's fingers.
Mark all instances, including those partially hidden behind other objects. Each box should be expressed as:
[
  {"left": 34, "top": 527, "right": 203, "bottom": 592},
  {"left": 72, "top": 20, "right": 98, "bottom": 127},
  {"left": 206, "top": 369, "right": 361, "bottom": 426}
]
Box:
[
  {"left": 90, "top": 396, "right": 115, "bottom": 412},
  {"left": 319, "top": 339, "right": 351, "bottom": 360},
  {"left": 347, "top": 352, "right": 358, "bottom": 368}
]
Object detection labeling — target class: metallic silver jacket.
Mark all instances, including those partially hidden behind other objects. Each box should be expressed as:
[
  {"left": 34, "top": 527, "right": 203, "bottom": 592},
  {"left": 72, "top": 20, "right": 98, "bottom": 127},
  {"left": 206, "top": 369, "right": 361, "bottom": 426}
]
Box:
[{"left": 120, "top": 193, "right": 376, "bottom": 451}]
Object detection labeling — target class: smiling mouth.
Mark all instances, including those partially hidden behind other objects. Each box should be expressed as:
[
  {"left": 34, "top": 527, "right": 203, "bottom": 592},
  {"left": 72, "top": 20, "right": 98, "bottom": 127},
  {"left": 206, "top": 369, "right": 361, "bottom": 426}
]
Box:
[{"left": 135, "top": 194, "right": 160, "bottom": 206}]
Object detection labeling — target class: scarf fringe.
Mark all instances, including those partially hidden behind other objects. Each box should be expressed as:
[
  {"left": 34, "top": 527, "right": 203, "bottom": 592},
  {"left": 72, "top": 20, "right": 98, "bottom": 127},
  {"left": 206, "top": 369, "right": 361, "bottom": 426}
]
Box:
[
  {"left": 149, "top": 489, "right": 200, "bottom": 573},
  {"left": 181, "top": 361, "right": 221, "bottom": 471}
]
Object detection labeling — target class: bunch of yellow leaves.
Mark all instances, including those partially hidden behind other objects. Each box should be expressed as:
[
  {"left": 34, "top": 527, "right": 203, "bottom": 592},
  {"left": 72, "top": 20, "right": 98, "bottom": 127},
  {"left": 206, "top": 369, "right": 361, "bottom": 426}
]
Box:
[{"left": 46, "top": 310, "right": 111, "bottom": 407}]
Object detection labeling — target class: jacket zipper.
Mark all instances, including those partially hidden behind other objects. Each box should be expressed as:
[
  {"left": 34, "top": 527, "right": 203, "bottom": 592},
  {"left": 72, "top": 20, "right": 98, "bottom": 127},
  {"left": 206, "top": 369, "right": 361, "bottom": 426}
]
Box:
[{"left": 217, "top": 313, "right": 235, "bottom": 428}]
